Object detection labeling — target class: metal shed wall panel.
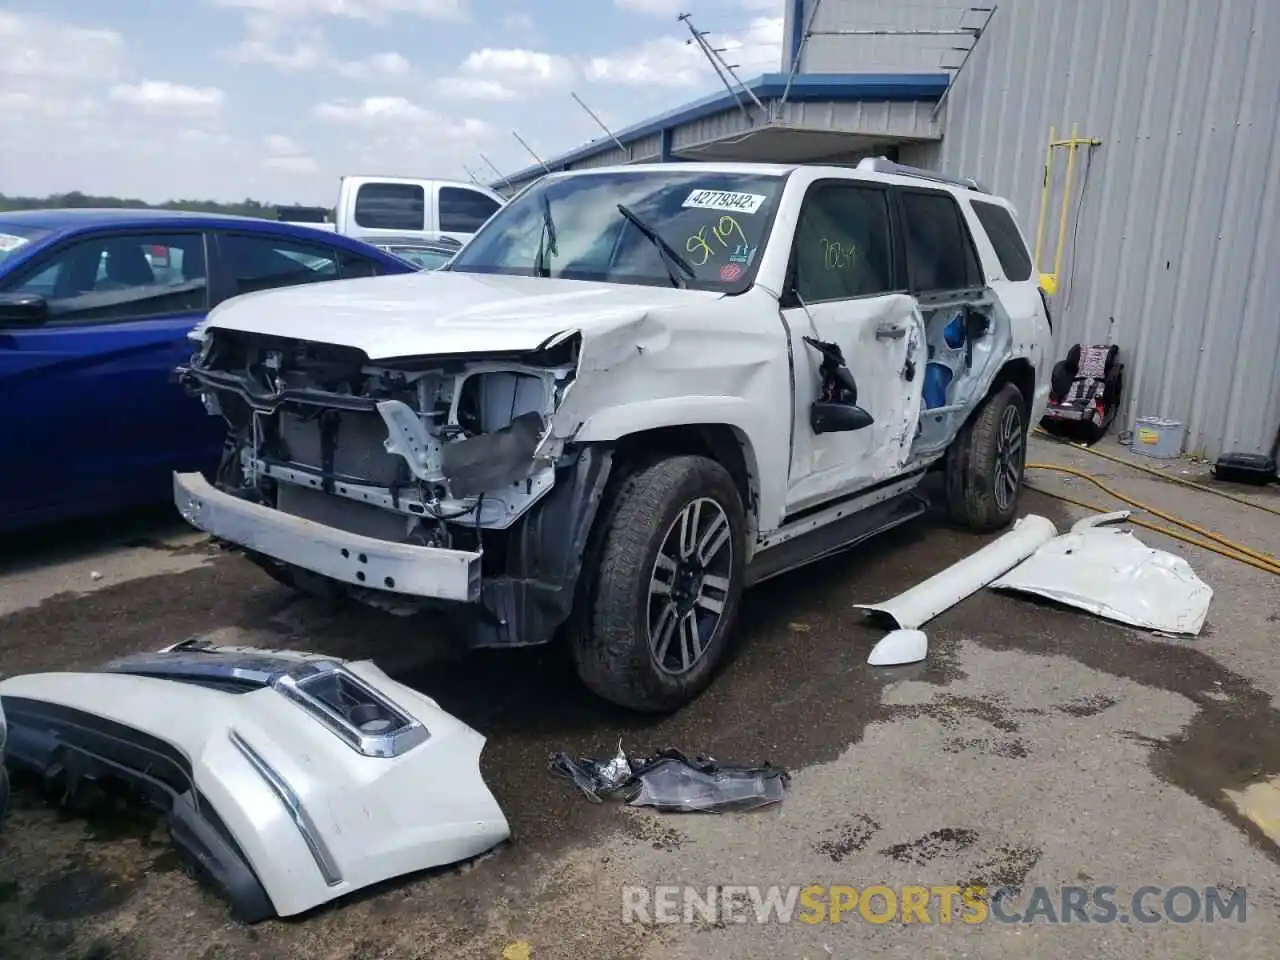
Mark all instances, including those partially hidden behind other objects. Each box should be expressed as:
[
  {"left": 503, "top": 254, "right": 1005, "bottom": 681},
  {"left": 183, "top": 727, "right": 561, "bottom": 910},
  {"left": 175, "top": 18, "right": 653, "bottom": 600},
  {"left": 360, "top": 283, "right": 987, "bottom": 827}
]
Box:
[
  {"left": 902, "top": 0, "right": 1280, "bottom": 459},
  {"left": 795, "top": 0, "right": 977, "bottom": 74}
]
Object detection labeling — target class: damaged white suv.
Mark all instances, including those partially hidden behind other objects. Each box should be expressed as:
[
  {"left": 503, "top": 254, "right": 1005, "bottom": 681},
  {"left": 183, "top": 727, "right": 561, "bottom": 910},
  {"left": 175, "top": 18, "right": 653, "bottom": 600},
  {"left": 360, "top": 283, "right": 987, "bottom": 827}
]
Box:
[{"left": 175, "top": 159, "right": 1050, "bottom": 712}]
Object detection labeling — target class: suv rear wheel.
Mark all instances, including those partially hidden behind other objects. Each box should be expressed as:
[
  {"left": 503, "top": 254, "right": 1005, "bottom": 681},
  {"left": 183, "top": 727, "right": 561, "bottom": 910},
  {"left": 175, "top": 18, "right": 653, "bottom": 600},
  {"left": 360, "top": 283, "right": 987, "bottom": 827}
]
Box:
[
  {"left": 571, "top": 455, "right": 746, "bottom": 712},
  {"left": 943, "top": 382, "right": 1028, "bottom": 532}
]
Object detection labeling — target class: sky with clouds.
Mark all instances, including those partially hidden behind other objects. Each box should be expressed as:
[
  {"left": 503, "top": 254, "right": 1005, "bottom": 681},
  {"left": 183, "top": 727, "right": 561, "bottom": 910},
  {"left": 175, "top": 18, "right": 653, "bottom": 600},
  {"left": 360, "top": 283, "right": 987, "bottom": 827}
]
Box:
[{"left": 0, "top": 0, "right": 785, "bottom": 204}]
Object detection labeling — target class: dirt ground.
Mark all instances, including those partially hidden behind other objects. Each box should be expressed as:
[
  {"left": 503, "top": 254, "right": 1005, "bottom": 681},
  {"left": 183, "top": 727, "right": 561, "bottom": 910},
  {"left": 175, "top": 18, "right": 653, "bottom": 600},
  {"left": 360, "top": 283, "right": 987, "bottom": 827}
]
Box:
[{"left": 1, "top": 435, "right": 1278, "bottom": 960}]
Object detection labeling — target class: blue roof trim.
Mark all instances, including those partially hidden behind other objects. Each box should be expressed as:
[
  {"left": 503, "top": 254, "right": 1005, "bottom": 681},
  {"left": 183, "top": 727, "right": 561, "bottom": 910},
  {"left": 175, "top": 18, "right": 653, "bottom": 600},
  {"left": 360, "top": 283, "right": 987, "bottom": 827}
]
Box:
[{"left": 499, "top": 72, "right": 950, "bottom": 186}]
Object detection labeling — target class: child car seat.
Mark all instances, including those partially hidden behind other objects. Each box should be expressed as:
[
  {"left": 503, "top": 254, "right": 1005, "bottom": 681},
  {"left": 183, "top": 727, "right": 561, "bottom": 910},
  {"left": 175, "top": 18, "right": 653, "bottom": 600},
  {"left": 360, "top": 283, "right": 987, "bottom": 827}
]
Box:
[{"left": 1044, "top": 343, "right": 1123, "bottom": 443}]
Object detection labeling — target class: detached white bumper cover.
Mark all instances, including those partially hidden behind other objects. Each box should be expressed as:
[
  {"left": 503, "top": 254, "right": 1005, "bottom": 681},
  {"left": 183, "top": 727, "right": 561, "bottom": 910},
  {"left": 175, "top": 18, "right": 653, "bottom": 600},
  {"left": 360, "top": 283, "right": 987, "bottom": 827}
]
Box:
[
  {"left": 0, "top": 645, "right": 509, "bottom": 920},
  {"left": 174, "top": 471, "right": 482, "bottom": 602}
]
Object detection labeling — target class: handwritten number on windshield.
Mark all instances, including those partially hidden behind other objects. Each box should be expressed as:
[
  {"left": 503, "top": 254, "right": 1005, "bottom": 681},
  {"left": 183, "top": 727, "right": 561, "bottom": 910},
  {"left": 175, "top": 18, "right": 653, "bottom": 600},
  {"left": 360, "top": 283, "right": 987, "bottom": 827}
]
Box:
[{"left": 685, "top": 216, "right": 748, "bottom": 266}]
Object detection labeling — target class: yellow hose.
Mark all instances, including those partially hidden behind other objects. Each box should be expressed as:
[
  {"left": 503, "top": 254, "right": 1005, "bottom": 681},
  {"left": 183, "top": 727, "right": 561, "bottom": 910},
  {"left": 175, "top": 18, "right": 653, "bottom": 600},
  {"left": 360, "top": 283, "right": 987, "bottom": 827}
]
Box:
[
  {"left": 1023, "top": 481, "right": 1280, "bottom": 576},
  {"left": 1033, "top": 426, "right": 1280, "bottom": 518}
]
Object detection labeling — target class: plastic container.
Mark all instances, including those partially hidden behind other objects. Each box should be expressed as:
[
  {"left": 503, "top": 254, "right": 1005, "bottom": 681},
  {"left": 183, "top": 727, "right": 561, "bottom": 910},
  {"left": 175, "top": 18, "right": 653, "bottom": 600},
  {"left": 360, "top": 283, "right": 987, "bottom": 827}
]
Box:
[
  {"left": 1131, "top": 417, "right": 1185, "bottom": 459},
  {"left": 923, "top": 362, "right": 953, "bottom": 410}
]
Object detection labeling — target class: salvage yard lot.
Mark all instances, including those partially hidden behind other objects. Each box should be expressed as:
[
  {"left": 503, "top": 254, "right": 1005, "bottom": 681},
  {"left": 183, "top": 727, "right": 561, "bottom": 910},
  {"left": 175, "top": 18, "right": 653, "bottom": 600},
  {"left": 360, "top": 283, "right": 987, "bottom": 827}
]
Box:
[{"left": 1, "top": 437, "right": 1279, "bottom": 960}]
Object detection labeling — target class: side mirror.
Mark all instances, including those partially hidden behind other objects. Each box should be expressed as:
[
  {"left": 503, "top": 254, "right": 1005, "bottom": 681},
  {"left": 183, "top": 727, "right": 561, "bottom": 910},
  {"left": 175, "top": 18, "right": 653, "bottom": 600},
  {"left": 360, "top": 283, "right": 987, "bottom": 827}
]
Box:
[
  {"left": 0, "top": 292, "right": 50, "bottom": 327},
  {"left": 811, "top": 400, "right": 874, "bottom": 434}
]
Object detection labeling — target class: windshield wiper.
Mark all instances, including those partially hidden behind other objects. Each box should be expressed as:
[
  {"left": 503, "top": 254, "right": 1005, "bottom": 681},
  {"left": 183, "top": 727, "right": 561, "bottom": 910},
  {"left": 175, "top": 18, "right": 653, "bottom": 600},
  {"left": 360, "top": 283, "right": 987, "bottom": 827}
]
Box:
[
  {"left": 534, "top": 191, "right": 558, "bottom": 277},
  {"left": 616, "top": 203, "right": 695, "bottom": 289}
]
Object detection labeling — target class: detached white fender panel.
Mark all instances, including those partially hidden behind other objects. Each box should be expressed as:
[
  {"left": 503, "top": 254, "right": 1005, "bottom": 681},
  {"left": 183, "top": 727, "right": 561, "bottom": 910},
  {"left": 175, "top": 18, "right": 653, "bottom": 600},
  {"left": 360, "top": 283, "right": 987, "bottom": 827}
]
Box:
[{"left": 0, "top": 645, "right": 509, "bottom": 921}]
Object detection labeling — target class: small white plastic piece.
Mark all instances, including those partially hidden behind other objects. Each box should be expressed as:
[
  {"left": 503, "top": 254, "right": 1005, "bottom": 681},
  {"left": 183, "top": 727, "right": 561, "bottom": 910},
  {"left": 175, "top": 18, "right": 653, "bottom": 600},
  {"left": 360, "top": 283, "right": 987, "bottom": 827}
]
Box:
[
  {"left": 867, "top": 629, "right": 928, "bottom": 666},
  {"left": 853, "top": 514, "right": 1059, "bottom": 629},
  {"left": 1071, "top": 510, "right": 1131, "bottom": 532}
]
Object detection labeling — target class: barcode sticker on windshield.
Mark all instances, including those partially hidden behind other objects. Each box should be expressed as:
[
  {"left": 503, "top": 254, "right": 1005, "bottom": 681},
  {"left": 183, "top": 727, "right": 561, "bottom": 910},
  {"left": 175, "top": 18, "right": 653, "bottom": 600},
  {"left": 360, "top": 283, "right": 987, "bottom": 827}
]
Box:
[{"left": 682, "top": 190, "right": 767, "bottom": 214}]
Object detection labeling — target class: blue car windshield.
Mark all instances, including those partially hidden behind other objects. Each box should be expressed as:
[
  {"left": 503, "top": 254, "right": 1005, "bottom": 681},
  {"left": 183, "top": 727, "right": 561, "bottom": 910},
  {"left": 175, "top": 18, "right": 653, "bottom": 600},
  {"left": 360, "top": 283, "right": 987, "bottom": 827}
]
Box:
[
  {"left": 0, "top": 222, "right": 51, "bottom": 266},
  {"left": 447, "top": 170, "right": 784, "bottom": 293}
]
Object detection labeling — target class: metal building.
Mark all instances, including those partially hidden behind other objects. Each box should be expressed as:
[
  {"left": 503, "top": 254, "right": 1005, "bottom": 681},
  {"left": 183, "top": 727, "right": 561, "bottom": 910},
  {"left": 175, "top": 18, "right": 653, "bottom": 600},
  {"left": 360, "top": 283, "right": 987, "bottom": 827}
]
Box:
[{"left": 496, "top": 0, "right": 1280, "bottom": 459}]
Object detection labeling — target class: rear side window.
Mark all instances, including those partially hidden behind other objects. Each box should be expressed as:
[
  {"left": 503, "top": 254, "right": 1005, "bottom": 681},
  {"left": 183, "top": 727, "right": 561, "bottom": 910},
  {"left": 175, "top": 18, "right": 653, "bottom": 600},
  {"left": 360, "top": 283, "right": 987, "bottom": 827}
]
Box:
[
  {"left": 336, "top": 249, "right": 383, "bottom": 279},
  {"left": 439, "top": 187, "right": 501, "bottom": 233},
  {"left": 898, "top": 190, "right": 982, "bottom": 291},
  {"left": 970, "top": 200, "right": 1033, "bottom": 281},
  {"left": 218, "top": 233, "right": 338, "bottom": 296},
  {"left": 354, "top": 182, "right": 425, "bottom": 231}
]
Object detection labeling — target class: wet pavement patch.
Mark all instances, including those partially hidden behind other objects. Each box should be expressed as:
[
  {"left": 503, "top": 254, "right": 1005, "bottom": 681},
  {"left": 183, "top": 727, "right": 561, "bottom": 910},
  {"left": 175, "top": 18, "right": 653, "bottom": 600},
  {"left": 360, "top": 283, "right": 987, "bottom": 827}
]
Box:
[
  {"left": 1055, "top": 694, "right": 1119, "bottom": 717},
  {"left": 956, "top": 591, "right": 1280, "bottom": 863},
  {"left": 956, "top": 845, "right": 1043, "bottom": 894},
  {"left": 942, "top": 736, "right": 1029, "bottom": 758},
  {"left": 28, "top": 869, "right": 138, "bottom": 922},
  {"left": 879, "top": 828, "right": 981, "bottom": 866},
  {"left": 813, "top": 815, "right": 881, "bottom": 862}
]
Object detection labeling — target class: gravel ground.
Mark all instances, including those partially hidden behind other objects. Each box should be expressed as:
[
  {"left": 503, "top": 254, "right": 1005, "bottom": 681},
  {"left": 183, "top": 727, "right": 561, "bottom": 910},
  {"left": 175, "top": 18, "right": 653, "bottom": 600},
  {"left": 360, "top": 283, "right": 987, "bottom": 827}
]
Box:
[{"left": 0, "top": 435, "right": 1277, "bottom": 960}]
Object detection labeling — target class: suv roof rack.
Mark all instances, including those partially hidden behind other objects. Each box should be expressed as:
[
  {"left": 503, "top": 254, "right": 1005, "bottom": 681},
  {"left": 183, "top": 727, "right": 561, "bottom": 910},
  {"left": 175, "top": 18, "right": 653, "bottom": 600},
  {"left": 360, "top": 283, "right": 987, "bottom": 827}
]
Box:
[{"left": 855, "top": 156, "right": 989, "bottom": 194}]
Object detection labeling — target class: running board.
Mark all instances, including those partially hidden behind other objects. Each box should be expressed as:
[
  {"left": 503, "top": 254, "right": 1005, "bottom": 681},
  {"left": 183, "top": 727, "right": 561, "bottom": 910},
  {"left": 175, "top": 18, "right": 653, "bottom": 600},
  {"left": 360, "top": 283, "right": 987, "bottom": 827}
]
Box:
[{"left": 745, "top": 493, "right": 928, "bottom": 587}]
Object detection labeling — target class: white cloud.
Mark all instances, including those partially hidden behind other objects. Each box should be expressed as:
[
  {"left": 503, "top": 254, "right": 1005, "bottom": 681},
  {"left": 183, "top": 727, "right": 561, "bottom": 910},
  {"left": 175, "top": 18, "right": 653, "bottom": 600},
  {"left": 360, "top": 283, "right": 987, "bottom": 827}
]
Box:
[
  {"left": 584, "top": 36, "right": 702, "bottom": 87},
  {"left": 614, "top": 0, "right": 683, "bottom": 16},
  {"left": 109, "top": 81, "right": 226, "bottom": 115},
  {"left": 433, "top": 46, "right": 573, "bottom": 103},
  {"left": 211, "top": 0, "right": 467, "bottom": 24},
  {"left": 585, "top": 16, "right": 783, "bottom": 87},
  {"left": 433, "top": 77, "right": 521, "bottom": 101},
  {"left": 313, "top": 95, "right": 433, "bottom": 122},
  {"left": 0, "top": 92, "right": 101, "bottom": 121},
  {"left": 226, "top": 17, "right": 414, "bottom": 78},
  {"left": 461, "top": 48, "right": 574, "bottom": 87},
  {"left": 0, "top": 11, "right": 124, "bottom": 82},
  {"left": 338, "top": 51, "right": 413, "bottom": 79}
]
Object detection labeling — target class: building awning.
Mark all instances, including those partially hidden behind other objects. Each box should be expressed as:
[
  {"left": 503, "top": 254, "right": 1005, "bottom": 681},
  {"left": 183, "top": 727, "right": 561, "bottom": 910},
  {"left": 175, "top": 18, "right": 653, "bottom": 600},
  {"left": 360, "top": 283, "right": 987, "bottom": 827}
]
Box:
[{"left": 498, "top": 72, "right": 950, "bottom": 190}]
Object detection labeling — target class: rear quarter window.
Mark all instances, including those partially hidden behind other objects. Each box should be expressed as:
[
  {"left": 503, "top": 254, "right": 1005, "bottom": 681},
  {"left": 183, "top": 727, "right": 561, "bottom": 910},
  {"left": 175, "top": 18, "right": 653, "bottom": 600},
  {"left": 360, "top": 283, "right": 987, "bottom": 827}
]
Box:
[
  {"left": 897, "top": 189, "right": 983, "bottom": 292},
  {"left": 969, "top": 200, "right": 1033, "bottom": 281},
  {"left": 354, "top": 182, "right": 426, "bottom": 231}
]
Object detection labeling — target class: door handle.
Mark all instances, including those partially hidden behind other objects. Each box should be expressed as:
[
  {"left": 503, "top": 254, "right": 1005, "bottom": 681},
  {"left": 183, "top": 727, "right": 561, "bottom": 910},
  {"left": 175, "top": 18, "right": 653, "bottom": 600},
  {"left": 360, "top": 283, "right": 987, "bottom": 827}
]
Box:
[{"left": 875, "top": 323, "right": 906, "bottom": 340}]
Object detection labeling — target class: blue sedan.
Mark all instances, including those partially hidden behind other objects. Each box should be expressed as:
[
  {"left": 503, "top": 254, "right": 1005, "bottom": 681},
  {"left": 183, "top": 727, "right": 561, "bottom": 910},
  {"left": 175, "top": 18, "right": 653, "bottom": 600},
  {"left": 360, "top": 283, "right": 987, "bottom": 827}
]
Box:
[{"left": 0, "top": 209, "right": 416, "bottom": 532}]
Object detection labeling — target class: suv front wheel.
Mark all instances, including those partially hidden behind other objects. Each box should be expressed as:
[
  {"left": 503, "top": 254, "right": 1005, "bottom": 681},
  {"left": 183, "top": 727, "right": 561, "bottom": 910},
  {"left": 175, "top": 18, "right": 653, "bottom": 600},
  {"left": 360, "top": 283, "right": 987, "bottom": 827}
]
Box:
[
  {"left": 943, "top": 382, "right": 1028, "bottom": 533},
  {"left": 571, "top": 455, "right": 746, "bottom": 712}
]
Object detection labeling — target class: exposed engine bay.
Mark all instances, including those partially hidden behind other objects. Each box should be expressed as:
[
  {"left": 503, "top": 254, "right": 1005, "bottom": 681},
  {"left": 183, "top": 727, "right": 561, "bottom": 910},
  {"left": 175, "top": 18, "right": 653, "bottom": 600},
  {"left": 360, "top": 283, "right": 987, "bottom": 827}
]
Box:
[{"left": 181, "top": 329, "right": 577, "bottom": 546}]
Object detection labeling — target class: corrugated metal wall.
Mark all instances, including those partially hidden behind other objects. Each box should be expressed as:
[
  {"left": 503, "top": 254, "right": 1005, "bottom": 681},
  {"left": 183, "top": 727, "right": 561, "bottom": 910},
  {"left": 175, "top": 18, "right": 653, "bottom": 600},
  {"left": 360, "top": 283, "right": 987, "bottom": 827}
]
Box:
[
  {"left": 897, "top": 0, "right": 1280, "bottom": 458},
  {"left": 793, "top": 0, "right": 977, "bottom": 73}
]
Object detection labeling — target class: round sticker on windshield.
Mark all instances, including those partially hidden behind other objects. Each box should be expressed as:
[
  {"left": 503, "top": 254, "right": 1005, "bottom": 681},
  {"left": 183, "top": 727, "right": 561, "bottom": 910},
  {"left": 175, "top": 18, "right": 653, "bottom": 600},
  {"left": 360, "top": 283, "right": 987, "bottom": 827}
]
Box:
[{"left": 720, "top": 263, "right": 744, "bottom": 282}]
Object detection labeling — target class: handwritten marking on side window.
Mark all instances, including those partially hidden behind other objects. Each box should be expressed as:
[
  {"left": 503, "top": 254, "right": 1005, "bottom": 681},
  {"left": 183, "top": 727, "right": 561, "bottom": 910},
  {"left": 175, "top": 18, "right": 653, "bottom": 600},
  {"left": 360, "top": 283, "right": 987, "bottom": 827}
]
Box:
[
  {"left": 819, "top": 238, "right": 858, "bottom": 271},
  {"left": 685, "top": 216, "right": 750, "bottom": 267}
]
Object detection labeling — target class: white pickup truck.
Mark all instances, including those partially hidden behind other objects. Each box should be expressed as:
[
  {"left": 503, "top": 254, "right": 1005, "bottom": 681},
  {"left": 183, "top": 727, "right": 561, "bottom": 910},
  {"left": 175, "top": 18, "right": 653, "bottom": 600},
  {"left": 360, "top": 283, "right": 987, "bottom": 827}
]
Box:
[
  {"left": 176, "top": 159, "right": 1051, "bottom": 712},
  {"left": 280, "top": 176, "right": 506, "bottom": 246}
]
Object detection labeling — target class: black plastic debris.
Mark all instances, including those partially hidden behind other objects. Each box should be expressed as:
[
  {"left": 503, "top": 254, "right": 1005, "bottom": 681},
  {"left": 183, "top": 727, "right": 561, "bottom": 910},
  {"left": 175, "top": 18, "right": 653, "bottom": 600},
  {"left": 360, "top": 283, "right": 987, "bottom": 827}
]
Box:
[{"left": 548, "top": 744, "right": 790, "bottom": 813}]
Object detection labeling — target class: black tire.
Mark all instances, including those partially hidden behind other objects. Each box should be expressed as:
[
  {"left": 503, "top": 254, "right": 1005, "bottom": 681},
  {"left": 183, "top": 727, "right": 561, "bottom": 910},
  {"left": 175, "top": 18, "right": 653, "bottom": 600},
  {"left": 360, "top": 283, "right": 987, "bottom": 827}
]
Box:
[
  {"left": 571, "top": 455, "right": 746, "bottom": 712},
  {"left": 944, "top": 382, "right": 1028, "bottom": 533}
]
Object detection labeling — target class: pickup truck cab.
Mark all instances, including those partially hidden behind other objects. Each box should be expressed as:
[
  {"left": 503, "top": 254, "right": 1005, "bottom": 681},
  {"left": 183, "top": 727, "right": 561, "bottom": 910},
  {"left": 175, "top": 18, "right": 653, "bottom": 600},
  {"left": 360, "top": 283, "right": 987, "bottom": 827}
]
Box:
[
  {"left": 332, "top": 176, "right": 505, "bottom": 246},
  {"left": 175, "top": 160, "right": 1051, "bottom": 712}
]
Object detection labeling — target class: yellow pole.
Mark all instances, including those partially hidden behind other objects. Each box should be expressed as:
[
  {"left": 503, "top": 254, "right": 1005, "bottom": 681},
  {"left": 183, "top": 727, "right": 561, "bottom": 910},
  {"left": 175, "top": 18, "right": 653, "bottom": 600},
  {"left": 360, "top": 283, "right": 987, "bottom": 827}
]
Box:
[
  {"left": 1033, "top": 124, "right": 1055, "bottom": 271},
  {"left": 1052, "top": 121, "right": 1080, "bottom": 283}
]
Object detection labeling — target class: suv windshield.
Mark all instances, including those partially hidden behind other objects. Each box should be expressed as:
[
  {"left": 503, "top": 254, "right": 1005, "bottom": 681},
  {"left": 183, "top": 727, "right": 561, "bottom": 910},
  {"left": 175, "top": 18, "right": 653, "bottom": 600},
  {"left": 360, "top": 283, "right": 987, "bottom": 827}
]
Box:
[{"left": 448, "top": 169, "right": 784, "bottom": 293}]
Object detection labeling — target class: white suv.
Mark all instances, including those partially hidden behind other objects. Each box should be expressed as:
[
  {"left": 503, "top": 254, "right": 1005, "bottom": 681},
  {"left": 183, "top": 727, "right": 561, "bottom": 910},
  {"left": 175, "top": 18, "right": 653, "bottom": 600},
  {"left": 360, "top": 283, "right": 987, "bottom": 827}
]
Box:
[{"left": 174, "top": 159, "right": 1051, "bottom": 712}]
